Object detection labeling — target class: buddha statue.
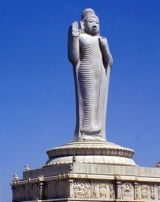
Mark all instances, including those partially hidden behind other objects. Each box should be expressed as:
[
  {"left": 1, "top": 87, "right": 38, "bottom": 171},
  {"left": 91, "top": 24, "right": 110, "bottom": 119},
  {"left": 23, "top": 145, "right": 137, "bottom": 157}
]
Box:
[{"left": 68, "top": 8, "right": 113, "bottom": 141}]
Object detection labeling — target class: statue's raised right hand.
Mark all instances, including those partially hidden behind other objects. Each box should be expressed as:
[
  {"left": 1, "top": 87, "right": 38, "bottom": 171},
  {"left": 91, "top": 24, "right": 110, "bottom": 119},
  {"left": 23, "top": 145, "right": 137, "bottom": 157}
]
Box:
[{"left": 72, "top": 21, "right": 79, "bottom": 37}]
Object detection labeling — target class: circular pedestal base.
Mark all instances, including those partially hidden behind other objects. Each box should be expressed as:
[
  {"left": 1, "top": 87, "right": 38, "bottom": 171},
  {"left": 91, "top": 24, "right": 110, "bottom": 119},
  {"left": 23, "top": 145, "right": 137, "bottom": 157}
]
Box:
[{"left": 46, "top": 141, "right": 136, "bottom": 166}]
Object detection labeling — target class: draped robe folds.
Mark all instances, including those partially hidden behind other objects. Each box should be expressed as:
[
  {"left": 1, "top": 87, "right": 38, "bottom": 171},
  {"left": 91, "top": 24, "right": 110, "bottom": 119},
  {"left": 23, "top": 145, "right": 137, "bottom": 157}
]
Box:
[{"left": 68, "top": 32, "right": 111, "bottom": 141}]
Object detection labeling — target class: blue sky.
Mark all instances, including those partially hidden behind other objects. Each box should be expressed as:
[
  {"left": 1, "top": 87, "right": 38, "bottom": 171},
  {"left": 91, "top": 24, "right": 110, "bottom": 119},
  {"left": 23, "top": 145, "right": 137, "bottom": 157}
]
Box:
[{"left": 0, "top": 0, "right": 160, "bottom": 201}]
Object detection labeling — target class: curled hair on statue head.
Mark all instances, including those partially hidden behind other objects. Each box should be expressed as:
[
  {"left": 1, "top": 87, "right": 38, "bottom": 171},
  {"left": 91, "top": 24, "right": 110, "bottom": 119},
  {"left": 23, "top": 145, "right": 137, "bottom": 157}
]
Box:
[
  {"left": 81, "top": 8, "right": 96, "bottom": 20},
  {"left": 81, "top": 8, "right": 99, "bottom": 22}
]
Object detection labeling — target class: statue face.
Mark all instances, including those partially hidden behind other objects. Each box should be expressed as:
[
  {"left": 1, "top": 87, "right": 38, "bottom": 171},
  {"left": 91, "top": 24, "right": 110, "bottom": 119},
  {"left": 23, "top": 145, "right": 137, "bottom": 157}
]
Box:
[{"left": 84, "top": 17, "right": 99, "bottom": 35}]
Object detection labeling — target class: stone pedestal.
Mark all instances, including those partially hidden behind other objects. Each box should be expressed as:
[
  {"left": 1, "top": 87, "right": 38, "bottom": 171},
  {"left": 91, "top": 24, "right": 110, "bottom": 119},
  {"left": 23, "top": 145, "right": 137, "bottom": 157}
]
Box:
[
  {"left": 11, "top": 141, "right": 160, "bottom": 202},
  {"left": 46, "top": 141, "right": 135, "bottom": 166}
]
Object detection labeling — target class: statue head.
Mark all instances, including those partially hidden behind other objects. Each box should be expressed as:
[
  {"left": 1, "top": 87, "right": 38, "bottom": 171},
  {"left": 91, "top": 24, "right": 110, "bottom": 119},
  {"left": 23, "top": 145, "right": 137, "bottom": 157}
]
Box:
[{"left": 81, "top": 8, "right": 99, "bottom": 35}]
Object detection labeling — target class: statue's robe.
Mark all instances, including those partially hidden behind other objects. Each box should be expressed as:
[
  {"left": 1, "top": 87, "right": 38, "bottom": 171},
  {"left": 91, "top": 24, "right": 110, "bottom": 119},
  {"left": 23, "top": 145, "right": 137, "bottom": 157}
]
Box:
[{"left": 73, "top": 33, "right": 110, "bottom": 141}]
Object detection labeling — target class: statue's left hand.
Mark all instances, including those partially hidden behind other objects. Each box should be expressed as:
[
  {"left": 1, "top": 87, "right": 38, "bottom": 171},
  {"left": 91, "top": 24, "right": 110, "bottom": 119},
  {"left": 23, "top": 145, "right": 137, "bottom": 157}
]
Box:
[{"left": 99, "top": 37, "right": 113, "bottom": 67}]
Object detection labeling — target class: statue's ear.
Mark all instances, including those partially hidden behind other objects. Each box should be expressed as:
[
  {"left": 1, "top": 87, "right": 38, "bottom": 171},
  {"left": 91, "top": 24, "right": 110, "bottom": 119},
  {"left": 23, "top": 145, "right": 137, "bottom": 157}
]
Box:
[{"left": 80, "top": 20, "right": 84, "bottom": 33}]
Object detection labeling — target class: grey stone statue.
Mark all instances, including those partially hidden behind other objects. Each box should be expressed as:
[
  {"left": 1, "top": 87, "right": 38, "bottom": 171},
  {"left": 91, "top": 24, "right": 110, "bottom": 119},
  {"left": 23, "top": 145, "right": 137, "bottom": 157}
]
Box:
[{"left": 68, "top": 8, "right": 113, "bottom": 141}]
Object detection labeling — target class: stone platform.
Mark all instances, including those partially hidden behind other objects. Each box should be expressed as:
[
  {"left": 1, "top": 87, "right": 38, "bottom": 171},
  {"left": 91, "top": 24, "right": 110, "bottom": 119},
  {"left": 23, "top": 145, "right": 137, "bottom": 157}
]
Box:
[{"left": 11, "top": 141, "right": 160, "bottom": 202}]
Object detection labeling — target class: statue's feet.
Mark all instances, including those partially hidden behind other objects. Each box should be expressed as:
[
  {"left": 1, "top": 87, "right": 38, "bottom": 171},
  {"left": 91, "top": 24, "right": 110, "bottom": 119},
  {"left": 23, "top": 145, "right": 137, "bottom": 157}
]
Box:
[
  {"left": 80, "top": 126, "right": 101, "bottom": 136},
  {"left": 80, "top": 133, "right": 104, "bottom": 142},
  {"left": 78, "top": 124, "right": 104, "bottom": 141}
]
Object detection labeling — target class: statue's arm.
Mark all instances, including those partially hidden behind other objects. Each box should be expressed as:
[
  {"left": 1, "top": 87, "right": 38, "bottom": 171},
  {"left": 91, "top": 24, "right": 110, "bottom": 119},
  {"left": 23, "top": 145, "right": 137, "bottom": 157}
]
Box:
[
  {"left": 99, "top": 37, "right": 113, "bottom": 68},
  {"left": 68, "top": 21, "right": 80, "bottom": 66}
]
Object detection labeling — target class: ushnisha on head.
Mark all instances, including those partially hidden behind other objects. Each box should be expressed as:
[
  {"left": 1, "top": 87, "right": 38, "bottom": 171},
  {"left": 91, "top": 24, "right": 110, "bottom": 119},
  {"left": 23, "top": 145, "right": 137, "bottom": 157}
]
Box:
[{"left": 81, "top": 8, "right": 99, "bottom": 36}]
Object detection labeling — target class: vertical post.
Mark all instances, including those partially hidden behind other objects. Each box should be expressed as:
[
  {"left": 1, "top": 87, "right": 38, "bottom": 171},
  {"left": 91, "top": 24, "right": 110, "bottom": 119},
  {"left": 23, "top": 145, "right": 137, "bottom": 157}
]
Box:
[
  {"left": 68, "top": 179, "right": 74, "bottom": 198},
  {"left": 39, "top": 182, "right": 44, "bottom": 200},
  {"left": 114, "top": 175, "right": 122, "bottom": 201},
  {"left": 38, "top": 176, "right": 44, "bottom": 200},
  {"left": 11, "top": 185, "right": 15, "bottom": 202},
  {"left": 116, "top": 181, "right": 122, "bottom": 200},
  {"left": 134, "top": 182, "right": 139, "bottom": 200}
]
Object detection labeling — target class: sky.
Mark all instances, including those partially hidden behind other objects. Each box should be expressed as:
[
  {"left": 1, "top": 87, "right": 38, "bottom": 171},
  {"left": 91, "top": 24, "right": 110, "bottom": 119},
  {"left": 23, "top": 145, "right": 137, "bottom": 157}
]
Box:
[{"left": 0, "top": 0, "right": 160, "bottom": 201}]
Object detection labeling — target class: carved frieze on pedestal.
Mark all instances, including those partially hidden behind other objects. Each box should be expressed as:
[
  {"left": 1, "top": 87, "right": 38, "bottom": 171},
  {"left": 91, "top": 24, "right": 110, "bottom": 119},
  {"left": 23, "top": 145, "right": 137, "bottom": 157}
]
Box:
[{"left": 71, "top": 180, "right": 115, "bottom": 200}]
